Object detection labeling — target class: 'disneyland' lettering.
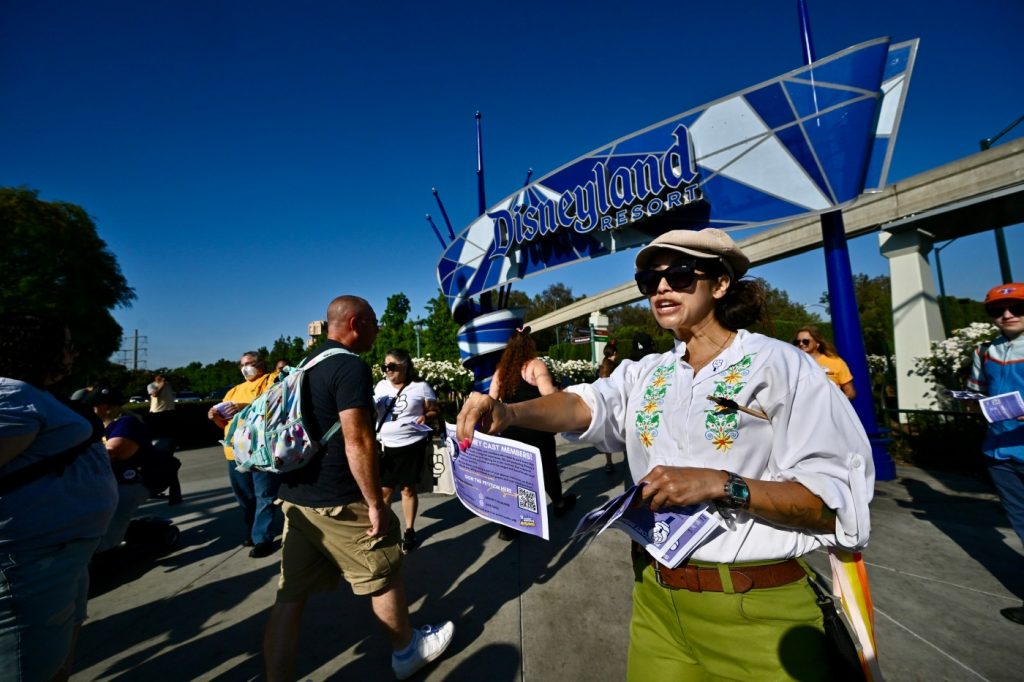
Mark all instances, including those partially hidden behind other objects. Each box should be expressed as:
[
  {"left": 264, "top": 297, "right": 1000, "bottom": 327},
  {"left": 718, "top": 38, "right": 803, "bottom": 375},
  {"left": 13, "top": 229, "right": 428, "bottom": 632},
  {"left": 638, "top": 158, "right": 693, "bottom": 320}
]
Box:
[{"left": 490, "top": 124, "right": 700, "bottom": 259}]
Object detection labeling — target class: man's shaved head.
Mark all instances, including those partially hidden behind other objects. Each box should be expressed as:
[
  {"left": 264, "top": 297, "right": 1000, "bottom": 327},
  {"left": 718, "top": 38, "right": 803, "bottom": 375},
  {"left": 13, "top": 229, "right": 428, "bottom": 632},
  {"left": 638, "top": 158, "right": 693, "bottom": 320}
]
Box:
[
  {"left": 326, "top": 295, "right": 370, "bottom": 333},
  {"left": 325, "top": 295, "right": 377, "bottom": 351}
]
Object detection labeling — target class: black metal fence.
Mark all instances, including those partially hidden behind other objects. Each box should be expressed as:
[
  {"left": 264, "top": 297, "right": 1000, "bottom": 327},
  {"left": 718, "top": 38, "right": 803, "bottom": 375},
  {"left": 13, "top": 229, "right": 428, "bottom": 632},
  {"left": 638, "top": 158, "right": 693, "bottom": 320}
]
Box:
[{"left": 883, "top": 408, "right": 989, "bottom": 475}]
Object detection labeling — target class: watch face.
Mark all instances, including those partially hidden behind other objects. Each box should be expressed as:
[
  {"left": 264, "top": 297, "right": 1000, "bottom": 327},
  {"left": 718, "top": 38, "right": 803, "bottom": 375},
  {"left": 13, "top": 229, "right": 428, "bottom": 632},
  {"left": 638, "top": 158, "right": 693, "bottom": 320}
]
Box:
[{"left": 726, "top": 476, "right": 750, "bottom": 507}]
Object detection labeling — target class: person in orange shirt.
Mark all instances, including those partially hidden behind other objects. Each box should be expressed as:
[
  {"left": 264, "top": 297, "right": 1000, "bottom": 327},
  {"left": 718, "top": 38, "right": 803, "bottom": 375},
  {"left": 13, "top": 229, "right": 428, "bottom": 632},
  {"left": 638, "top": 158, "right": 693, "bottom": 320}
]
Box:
[
  {"left": 792, "top": 325, "right": 856, "bottom": 399},
  {"left": 208, "top": 352, "right": 280, "bottom": 558}
]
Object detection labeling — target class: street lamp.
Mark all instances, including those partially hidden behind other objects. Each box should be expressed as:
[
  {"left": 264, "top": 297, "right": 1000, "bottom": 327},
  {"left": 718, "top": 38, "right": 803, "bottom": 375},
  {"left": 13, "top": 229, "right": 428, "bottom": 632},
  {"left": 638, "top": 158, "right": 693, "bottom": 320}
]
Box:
[
  {"left": 980, "top": 114, "right": 1023, "bottom": 283},
  {"left": 412, "top": 319, "right": 425, "bottom": 358}
]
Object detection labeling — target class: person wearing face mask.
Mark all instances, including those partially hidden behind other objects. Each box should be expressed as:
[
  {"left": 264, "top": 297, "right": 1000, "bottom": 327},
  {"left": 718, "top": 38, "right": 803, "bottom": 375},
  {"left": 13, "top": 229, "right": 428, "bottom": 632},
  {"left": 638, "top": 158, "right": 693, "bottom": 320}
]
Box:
[{"left": 208, "top": 351, "right": 281, "bottom": 558}]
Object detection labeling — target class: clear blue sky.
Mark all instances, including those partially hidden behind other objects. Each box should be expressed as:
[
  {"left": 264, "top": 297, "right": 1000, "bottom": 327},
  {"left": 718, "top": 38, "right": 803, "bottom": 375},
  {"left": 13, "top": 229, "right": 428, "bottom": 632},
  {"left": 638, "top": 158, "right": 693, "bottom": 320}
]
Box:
[{"left": 3, "top": 1, "right": 1021, "bottom": 368}]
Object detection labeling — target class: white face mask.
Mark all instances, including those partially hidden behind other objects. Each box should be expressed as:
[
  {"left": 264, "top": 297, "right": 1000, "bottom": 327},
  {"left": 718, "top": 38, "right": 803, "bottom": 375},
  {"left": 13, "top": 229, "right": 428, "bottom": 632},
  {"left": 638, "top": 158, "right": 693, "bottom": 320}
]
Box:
[{"left": 241, "top": 365, "right": 259, "bottom": 380}]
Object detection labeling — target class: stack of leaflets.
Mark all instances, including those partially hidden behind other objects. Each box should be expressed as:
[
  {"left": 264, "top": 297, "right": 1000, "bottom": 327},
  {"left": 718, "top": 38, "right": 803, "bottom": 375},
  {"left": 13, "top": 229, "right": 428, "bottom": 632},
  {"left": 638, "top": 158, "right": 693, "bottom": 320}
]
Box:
[
  {"left": 572, "top": 485, "right": 723, "bottom": 568},
  {"left": 945, "top": 389, "right": 1024, "bottom": 422}
]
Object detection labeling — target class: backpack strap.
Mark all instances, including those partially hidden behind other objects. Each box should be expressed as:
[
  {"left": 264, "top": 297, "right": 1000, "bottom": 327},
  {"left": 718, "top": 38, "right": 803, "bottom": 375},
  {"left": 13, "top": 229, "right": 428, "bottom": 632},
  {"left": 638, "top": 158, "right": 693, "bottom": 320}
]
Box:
[
  {"left": 0, "top": 437, "right": 97, "bottom": 495},
  {"left": 297, "top": 346, "right": 353, "bottom": 370},
  {"left": 296, "top": 346, "right": 356, "bottom": 447}
]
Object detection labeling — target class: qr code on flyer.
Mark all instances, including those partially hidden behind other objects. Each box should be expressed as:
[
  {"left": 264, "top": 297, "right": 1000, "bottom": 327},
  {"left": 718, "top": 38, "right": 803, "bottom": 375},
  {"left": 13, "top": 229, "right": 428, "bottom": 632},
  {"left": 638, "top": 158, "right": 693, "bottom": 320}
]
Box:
[{"left": 517, "top": 486, "right": 538, "bottom": 513}]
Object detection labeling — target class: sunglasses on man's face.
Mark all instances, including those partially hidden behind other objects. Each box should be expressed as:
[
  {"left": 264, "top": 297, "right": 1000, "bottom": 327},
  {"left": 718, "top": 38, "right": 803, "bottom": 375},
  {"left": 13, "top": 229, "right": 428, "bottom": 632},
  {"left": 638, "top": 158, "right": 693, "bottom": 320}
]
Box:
[
  {"left": 986, "top": 302, "right": 1024, "bottom": 318},
  {"left": 382, "top": 363, "right": 403, "bottom": 372},
  {"left": 634, "top": 263, "right": 709, "bottom": 296}
]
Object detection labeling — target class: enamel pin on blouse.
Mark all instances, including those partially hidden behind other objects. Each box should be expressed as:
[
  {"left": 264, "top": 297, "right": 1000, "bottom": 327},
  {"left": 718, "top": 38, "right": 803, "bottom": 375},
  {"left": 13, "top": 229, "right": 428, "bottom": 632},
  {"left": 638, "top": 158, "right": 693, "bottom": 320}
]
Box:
[{"left": 706, "top": 395, "right": 769, "bottom": 420}]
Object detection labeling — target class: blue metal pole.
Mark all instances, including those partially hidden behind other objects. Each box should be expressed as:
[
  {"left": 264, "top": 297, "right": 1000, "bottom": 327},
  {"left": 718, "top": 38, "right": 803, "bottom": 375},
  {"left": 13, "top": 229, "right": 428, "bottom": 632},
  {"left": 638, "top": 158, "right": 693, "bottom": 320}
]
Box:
[
  {"left": 431, "top": 188, "right": 457, "bottom": 240},
  {"left": 475, "top": 111, "right": 487, "bottom": 216},
  {"left": 425, "top": 214, "right": 447, "bottom": 249},
  {"left": 797, "top": 0, "right": 816, "bottom": 63},
  {"left": 821, "top": 212, "right": 896, "bottom": 479},
  {"left": 800, "top": 0, "right": 894, "bottom": 479},
  {"left": 797, "top": 0, "right": 820, "bottom": 119},
  {"left": 474, "top": 111, "right": 495, "bottom": 312}
]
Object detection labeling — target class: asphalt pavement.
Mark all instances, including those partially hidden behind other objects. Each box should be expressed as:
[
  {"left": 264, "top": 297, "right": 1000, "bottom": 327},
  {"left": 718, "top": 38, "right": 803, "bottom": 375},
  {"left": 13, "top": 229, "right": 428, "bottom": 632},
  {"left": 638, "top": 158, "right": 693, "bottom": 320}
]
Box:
[{"left": 72, "top": 441, "right": 1024, "bottom": 681}]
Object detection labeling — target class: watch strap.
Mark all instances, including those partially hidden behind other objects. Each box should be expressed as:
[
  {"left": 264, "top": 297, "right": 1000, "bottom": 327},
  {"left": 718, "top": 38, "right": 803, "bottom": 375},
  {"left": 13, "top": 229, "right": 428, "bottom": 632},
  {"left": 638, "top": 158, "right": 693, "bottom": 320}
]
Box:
[{"left": 721, "top": 470, "right": 750, "bottom": 509}]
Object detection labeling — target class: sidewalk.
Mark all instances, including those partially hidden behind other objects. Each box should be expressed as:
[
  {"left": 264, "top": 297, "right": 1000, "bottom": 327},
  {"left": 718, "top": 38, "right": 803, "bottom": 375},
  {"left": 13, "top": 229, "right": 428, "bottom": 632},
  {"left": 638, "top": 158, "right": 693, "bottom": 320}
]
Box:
[{"left": 73, "top": 442, "right": 1023, "bottom": 681}]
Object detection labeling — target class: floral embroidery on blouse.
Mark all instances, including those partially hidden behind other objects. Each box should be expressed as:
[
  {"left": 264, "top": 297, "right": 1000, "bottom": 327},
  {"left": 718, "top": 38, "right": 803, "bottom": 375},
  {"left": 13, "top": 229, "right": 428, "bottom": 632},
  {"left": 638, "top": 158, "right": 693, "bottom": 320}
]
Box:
[
  {"left": 635, "top": 363, "right": 675, "bottom": 448},
  {"left": 705, "top": 353, "right": 756, "bottom": 453}
]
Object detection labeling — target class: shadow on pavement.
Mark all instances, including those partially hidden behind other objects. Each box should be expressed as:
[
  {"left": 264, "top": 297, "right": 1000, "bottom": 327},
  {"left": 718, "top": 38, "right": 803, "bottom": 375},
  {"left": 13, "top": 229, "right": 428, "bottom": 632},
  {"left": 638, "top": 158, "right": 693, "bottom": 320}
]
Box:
[
  {"left": 79, "top": 564, "right": 280, "bottom": 681},
  {"left": 897, "top": 475, "right": 1024, "bottom": 599}
]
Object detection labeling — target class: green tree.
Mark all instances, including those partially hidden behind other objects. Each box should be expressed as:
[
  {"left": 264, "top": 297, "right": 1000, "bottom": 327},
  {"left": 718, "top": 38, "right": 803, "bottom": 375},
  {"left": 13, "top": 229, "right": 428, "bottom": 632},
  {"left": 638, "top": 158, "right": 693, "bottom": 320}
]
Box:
[
  {"left": 268, "top": 335, "right": 308, "bottom": 367},
  {"left": 369, "top": 293, "right": 417, "bottom": 366},
  {"left": 524, "top": 283, "right": 587, "bottom": 350},
  {"left": 750, "top": 281, "right": 823, "bottom": 342},
  {"left": 0, "top": 187, "right": 135, "bottom": 382},
  {"left": 422, "top": 289, "right": 460, "bottom": 361},
  {"left": 819, "top": 274, "right": 894, "bottom": 356},
  {"left": 940, "top": 296, "right": 989, "bottom": 333}
]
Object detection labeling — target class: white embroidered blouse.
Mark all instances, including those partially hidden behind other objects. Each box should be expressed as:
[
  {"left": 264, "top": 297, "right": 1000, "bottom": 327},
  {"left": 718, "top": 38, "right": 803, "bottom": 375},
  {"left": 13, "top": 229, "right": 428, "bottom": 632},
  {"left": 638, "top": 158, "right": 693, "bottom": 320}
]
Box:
[{"left": 564, "top": 330, "right": 873, "bottom": 563}]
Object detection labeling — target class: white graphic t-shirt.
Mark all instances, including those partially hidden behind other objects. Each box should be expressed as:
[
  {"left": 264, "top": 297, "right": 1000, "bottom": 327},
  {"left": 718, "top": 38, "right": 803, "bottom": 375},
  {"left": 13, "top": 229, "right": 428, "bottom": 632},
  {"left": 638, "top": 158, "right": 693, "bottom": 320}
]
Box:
[{"left": 373, "top": 380, "right": 437, "bottom": 448}]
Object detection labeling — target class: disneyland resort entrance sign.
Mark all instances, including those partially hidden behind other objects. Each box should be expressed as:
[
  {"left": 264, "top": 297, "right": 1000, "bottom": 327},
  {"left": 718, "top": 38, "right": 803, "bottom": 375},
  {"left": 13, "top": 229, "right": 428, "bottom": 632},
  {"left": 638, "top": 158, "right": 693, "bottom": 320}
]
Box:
[{"left": 437, "top": 38, "right": 917, "bottom": 318}]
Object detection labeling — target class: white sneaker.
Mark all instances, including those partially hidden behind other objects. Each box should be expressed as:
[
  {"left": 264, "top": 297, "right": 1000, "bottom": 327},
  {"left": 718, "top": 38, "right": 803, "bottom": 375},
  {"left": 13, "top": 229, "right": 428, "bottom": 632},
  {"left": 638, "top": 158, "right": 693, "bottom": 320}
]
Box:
[{"left": 391, "top": 621, "right": 455, "bottom": 680}]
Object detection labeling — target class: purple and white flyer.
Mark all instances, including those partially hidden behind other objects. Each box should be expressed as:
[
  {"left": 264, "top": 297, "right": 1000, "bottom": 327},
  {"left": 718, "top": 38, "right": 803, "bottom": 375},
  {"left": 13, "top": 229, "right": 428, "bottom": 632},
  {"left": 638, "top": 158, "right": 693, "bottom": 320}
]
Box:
[
  {"left": 572, "top": 484, "right": 722, "bottom": 567},
  {"left": 613, "top": 503, "right": 720, "bottom": 568},
  {"left": 444, "top": 424, "right": 549, "bottom": 540},
  {"left": 979, "top": 391, "right": 1024, "bottom": 423}
]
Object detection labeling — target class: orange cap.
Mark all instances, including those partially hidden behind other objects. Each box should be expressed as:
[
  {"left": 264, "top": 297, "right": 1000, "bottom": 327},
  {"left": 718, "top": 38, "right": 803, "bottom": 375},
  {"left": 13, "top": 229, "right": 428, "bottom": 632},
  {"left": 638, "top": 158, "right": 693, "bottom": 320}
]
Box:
[{"left": 984, "top": 283, "right": 1024, "bottom": 304}]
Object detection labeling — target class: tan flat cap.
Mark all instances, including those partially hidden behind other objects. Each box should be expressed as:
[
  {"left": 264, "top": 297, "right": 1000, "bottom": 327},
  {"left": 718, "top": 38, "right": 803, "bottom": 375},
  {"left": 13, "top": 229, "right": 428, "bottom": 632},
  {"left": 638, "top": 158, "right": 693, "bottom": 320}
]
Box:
[{"left": 634, "top": 228, "right": 749, "bottom": 279}]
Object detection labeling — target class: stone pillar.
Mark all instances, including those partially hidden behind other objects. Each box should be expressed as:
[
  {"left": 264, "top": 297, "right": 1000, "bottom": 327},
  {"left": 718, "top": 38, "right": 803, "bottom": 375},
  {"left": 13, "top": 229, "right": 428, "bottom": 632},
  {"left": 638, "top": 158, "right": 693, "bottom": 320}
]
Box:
[
  {"left": 878, "top": 229, "right": 946, "bottom": 410},
  {"left": 589, "top": 311, "right": 609, "bottom": 364}
]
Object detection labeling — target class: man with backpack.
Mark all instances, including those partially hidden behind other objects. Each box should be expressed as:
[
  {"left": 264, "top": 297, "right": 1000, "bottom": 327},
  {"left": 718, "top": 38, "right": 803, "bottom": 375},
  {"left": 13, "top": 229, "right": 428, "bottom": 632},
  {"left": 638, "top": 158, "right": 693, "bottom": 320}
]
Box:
[
  {"left": 208, "top": 352, "right": 281, "bottom": 558},
  {"left": 262, "top": 295, "right": 453, "bottom": 681},
  {"left": 968, "top": 282, "right": 1024, "bottom": 625}
]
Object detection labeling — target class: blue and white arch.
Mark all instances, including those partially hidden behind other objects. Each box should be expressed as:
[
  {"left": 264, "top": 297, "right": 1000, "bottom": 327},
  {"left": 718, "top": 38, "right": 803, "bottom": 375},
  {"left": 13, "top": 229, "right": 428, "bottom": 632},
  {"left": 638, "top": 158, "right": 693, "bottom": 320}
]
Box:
[{"left": 437, "top": 37, "right": 918, "bottom": 313}]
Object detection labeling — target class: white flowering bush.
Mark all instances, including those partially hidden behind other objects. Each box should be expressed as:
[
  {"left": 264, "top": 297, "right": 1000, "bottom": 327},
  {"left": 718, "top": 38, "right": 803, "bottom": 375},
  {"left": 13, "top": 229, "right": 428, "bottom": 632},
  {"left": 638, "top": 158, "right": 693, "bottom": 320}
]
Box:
[
  {"left": 866, "top": 354, "right": 893, "bottom": 377},
  {"left": 541, "top": 357, "right": 598, "bottom": 386},
  {"left": 416, "top": 357, "right": 475, "bottom": 398},
  {"left": 372, "top": 357, "right": 475, "bottom": 400},
  {"left": 372, "top": 356, "right": 598, "bottom": 411},
  {"left": 911, "top": 322, "right": 998, "bottom": 404}
]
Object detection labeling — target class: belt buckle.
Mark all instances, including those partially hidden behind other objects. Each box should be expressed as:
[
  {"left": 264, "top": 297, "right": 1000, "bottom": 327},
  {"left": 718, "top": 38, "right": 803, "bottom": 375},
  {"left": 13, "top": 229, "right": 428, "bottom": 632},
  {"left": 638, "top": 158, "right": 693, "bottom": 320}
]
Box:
[
  {"left": 654, "top": 563, "right": 690, "bottom": 591},
  {"left": 654, "top": 563, "right": 677, "bottom": 590}
]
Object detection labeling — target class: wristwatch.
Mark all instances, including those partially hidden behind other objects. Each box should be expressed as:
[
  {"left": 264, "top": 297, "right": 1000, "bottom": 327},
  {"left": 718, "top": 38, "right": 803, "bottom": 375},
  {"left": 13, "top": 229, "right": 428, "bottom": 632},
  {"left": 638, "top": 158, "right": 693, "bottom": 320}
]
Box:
[{"left": 720, "top": 471, "right": 750, "bottom": 509}]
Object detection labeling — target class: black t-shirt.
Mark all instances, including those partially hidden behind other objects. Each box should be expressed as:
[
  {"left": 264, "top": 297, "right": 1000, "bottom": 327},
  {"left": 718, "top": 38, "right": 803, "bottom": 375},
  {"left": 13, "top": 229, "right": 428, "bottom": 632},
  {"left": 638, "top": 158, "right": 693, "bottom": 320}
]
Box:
[{"left": 277, "top": 340, "right": 373, "bottom": 507}]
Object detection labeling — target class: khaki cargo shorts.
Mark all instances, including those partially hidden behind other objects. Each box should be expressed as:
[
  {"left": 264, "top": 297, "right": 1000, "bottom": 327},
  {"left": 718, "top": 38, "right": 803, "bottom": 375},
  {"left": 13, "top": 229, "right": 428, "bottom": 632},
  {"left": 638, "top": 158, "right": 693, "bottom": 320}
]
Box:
[{"left": 276, "top": 500, "right": 403, "bottom": 600}]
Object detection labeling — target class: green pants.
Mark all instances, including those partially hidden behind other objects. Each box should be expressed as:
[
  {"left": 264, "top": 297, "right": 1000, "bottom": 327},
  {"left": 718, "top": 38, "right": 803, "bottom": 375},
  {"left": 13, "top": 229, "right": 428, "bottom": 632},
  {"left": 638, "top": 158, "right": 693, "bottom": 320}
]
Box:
[{"left": 628, "top": 563, "right": 828, "bottom": 681}]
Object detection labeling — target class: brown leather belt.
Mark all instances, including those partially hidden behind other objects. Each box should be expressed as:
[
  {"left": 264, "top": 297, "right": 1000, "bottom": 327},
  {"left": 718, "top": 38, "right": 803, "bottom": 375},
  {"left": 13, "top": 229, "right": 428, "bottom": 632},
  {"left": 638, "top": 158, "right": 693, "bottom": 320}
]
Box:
[{"left": 651, "top": 558, "right": 805, "bottom": 593}]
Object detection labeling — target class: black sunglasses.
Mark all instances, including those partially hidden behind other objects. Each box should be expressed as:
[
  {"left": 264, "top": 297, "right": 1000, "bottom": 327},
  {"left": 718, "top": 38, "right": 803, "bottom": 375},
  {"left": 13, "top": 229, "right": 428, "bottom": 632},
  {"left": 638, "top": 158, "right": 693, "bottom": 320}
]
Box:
[
  {"left": 793, "top": 338, "right": 813, "bottom": 347},
  {"left": 382, "top": 363, "right": 403, "bottom": 372},
  {"left": 986, "top": 302, "right": 1024, "bottom": 318},
  {"left": 635, "top": 262, "right": 712, "bottom": 296},
  {"left": 634, "top": 262, "right": 716, "bottom": 294}
]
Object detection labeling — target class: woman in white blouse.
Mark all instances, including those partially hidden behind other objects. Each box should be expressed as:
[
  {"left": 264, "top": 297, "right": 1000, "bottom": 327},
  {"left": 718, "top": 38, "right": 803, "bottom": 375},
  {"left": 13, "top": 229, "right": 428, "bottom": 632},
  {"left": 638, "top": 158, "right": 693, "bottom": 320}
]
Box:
[
  {"left": 457, "top": 228, "right": 874, "bottom": 680},
  {"left": 374, "top": 349, "right": 439, "bottom": 553}
]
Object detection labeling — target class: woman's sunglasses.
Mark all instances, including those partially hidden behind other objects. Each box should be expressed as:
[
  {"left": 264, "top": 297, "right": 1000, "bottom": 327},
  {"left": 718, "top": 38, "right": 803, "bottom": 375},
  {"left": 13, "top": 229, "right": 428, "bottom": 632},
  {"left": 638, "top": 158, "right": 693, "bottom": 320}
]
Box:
[
  {"left": 635, "top": 263, "right": 710, "bottom": 296},
  {"left": 793, "top": 338, "right": 813, "bottom": 347},
  {"left": 986, "top": 302, "right": 1024, "bottom": 318},
  {"left": 382, "top": 363, "right": 403, "bottom": 372}
]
